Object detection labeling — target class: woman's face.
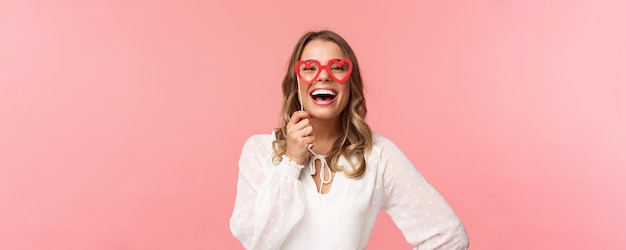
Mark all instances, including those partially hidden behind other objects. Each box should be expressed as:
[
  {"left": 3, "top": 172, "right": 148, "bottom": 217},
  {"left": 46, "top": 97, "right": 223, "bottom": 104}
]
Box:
[{"left": 297, "top": 39, "right": 351, "bottom": 121}]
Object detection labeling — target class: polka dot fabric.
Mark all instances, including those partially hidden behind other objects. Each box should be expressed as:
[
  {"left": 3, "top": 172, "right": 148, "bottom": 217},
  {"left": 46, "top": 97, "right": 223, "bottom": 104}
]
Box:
[{"left": 229, "top": 132, "right": 469, "bottom": 250}]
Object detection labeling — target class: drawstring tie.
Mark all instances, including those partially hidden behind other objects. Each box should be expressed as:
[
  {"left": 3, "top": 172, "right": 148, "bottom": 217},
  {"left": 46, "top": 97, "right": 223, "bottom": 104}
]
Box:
[{"left": 307, "top": 146, "right": 332, "bottom": 194}]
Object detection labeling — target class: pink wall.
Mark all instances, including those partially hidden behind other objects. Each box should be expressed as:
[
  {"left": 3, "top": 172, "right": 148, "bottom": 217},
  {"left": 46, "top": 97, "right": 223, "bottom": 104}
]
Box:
[{"left": 1, "top": 0, "right": 625, "bottom": 249}]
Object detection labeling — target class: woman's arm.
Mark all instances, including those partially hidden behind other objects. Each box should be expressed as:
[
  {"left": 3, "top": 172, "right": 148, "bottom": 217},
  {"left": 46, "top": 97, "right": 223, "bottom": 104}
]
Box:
[
  {"left": 229, "top": 135, "right": 306, "bottom": 250},
  {"left": 380, "top": 139, "right": 469, "bottom": 250}
]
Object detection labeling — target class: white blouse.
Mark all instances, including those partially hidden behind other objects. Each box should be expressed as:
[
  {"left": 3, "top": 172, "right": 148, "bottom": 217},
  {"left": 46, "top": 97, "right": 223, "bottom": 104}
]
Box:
[{"left": 229, "top": 132, "right": 469, "bottom": 250}]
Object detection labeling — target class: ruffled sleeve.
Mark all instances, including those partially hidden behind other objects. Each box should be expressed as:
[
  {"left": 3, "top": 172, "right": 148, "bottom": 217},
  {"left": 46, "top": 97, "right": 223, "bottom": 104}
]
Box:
[
  {"left": 379, "top": 138, "right": 469, "bottom": 250},
  {"left": 229, "top": 135, "right": 306, "bottom": 250}
]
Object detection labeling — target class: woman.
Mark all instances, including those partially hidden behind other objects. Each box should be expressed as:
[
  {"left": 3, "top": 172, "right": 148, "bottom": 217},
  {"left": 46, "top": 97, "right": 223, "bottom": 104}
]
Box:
[{"left": 229, "top": 30, "right": 469, "bottom": 250}]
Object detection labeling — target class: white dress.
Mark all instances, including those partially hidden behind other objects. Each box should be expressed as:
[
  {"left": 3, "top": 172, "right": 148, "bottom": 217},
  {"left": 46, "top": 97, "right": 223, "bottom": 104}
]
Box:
[{"left": 229, "top": 132, "right": 469, "bottom": 250}]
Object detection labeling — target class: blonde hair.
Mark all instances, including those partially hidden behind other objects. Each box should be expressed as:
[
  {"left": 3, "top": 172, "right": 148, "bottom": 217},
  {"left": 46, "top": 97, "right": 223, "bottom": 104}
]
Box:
[{"left": 272, "top": 30, "right": 373, "bottom": 178}]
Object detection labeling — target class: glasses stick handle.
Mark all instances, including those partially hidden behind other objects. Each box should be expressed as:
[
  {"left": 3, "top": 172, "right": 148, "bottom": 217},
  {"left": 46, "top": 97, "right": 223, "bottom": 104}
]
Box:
[{"left": 297, "top": 79, "right": 304, "bottom": 111}]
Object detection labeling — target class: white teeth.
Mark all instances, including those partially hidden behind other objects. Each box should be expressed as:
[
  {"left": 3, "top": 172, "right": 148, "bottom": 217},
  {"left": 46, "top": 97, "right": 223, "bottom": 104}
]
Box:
[{"left": 311, "top": 89, "right": 336, "bottom": 96}]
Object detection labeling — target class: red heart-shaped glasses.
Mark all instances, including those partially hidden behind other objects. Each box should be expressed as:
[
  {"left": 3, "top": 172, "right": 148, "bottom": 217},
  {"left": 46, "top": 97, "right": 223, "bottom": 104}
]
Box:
[{"left": 295, "top": 59, "right": 353, "bottom": 84}]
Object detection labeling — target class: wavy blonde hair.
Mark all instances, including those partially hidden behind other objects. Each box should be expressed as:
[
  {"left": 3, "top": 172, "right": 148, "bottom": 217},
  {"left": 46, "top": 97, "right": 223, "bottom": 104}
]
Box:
[{"left": 272, "top": 30, "right": 373, "bottom": 178}]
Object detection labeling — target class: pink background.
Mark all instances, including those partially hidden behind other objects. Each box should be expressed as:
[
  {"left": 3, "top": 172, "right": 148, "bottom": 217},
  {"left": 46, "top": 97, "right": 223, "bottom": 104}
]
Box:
[{"left": 1, "top": 0, "right": 625, "bottom": 249}]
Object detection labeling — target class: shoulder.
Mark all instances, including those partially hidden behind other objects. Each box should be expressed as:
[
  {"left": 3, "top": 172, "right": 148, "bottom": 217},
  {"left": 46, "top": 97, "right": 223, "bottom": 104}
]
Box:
[
  {"left": 238, "top": 131, "right": 278, "bottom": 168},
  {"left": 368, "top": 131, "right": 412, "bottom": 168},
  {"left": 237, "top": 132, "right": 278, "bottom": 178},
  {"left": 371, "top": 132, "right": 391, "bottom": 145},
  {"left": 240, "top": 131, "right": 277, "bottom": 155},
  {"left": 370, "top": 132, "right": 402, "bottom": 154},
  {"left": 242, "top": 130, "right": 277, "bottom": 145},
  {"left": 368, "top": 132, "right": 420, "bottom": 181}
]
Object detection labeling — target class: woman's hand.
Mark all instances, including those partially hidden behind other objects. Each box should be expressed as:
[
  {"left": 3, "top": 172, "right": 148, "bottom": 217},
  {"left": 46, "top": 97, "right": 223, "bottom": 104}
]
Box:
[{"left": 285, "top": 111, "right": 315, "bottom": 164}]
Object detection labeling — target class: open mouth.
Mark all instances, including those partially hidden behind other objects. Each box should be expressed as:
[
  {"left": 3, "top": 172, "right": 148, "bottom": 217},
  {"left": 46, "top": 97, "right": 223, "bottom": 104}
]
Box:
[{"left": 310, "top": 88, "right": 337, "bottom": 105}]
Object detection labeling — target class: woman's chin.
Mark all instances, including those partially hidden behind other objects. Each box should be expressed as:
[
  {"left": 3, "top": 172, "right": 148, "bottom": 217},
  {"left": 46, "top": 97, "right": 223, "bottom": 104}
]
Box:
[{"left": 308, "top": 111, "right": 341, "bottom": 120}]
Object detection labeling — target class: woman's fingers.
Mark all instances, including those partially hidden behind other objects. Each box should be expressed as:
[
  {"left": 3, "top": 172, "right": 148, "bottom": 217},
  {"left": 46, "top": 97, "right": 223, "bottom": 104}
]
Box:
[
  {"left": 286, "top": 111, "right": 314, "bottom": 164},
  {"left": 288, "top": 111, "right": 312, "bottom": 127}
]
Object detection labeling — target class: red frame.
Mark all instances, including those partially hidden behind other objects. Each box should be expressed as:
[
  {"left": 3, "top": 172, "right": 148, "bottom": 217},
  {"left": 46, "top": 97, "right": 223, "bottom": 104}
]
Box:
[{"left": 295, "top": 59, "right": 353, "bottom": 84}]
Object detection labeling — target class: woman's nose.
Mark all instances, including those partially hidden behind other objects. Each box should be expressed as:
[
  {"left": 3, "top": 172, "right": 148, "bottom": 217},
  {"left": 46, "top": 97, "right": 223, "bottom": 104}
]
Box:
[{"left": 317, "top": 68, "right": 332, "bottom": 82}]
